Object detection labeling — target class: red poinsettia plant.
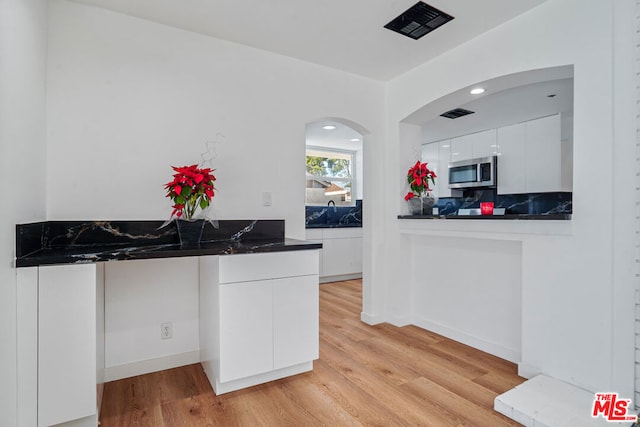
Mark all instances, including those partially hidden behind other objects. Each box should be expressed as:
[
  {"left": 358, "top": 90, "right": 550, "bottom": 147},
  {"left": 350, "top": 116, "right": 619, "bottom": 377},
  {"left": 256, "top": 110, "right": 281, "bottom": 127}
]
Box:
[
  {"left": 165, "top": 164, "right": 216, "bottom": 220},
  {"left": 404, "top": 160, "right": 437, "bottom": 201}
]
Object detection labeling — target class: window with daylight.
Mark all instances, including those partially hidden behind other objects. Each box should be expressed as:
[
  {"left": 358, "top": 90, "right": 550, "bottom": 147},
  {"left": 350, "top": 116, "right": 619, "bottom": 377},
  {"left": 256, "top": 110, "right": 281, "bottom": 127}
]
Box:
[{"left": 305, "top": 147, "right": 356, "bottom": 206}]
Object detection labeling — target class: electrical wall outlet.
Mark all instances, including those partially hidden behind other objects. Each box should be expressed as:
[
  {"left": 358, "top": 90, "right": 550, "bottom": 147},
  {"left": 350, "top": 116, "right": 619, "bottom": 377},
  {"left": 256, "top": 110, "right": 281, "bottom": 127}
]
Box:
[
  {"left": 161, "top": 322, "right": 173, "bottom": 340},
  {"left": 262, "top": 191, "right": 272, "bottom": 207}
]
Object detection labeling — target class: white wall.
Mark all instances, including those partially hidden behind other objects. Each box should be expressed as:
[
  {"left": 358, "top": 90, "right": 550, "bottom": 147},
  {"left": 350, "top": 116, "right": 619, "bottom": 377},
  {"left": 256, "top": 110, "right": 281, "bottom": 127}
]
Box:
[
  {"left": 411, "top": 236, "right": 522, "bottom": 363},
  {"left": 46, "top": 0, "right": 385, "bottom": 375},
  {"left": 381, "top": 0, "right": 636, "bottom": 398},
  {"left": 0, "top": 0, "right": 48, "bottom": 424},
  {"left": 104, "top": 258, "right": 200, "bottom": 379},
  {"left": 46, "top": 0, "right": 383, "bottom": 237}
]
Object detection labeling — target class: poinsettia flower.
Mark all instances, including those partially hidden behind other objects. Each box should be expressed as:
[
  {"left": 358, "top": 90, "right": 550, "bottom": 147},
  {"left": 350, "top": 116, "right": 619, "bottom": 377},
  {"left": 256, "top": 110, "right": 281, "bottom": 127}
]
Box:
[
  {"left": 404, "top": 160, "right": 437, "bottom": 203},
  {"left": 165, "top": 165, "right": 217, "bottom": 220}
]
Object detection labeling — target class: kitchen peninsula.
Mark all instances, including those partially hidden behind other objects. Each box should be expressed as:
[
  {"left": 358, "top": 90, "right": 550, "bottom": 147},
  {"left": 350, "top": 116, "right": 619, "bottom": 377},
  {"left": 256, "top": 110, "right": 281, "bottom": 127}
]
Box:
[{"left": 15, "top": 219, "right": 321, "bottom": 427}]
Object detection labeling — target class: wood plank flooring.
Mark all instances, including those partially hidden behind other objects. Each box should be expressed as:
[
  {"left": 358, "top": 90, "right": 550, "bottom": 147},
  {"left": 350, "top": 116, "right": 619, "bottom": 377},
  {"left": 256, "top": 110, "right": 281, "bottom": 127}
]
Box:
[{"left": 100, "top": 279, "right": 525, "bottom": 426}]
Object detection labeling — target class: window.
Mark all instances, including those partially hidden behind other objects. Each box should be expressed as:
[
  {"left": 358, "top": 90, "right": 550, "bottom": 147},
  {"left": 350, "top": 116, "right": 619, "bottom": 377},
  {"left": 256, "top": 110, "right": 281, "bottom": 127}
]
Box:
[{"left": 305, "top": 147, "right": 355, "bottom": 206}]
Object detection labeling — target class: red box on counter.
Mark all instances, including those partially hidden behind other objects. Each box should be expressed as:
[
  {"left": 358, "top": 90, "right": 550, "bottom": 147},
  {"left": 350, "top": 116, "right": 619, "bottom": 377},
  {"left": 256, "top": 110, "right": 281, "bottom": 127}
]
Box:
[{"left": 480, "top": 202, "right": 494, "bottom": 215}]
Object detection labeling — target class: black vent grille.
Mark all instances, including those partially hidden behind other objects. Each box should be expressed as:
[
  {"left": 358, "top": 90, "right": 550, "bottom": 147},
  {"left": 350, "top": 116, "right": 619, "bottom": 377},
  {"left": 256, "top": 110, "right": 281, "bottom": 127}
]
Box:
[
  {"left": 384, "top": 2, "right": 454, "bottom": 40},
  {"left": 440, "top": 108, "right": 475, "bottom": 119}
]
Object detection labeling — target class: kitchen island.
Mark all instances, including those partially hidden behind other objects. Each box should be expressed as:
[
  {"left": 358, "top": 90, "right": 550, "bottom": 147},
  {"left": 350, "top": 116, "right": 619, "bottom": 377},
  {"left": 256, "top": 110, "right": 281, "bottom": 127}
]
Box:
[{"left": 15, "top": 219, "right": 321, "bottom": 427}]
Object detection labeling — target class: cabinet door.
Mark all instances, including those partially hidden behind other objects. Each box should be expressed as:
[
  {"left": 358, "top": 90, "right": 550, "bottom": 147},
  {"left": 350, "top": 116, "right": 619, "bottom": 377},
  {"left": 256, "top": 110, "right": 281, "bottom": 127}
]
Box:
[
  {"left": 322, "top": 237, "right": 363, "bottom": 277},
  {"left": 273, "top": 275, "right": 319, "bottom": 369},
  {"left": 38, "top": 264, "right": 97, "bottom": 427},
  {"left": 421, "top": 142, "right": 440, "bottom": 197},
  {"left": 437, "top": 140, "right": 452, "bottom": 197},
  {"left": 497, "top": 122, "right": 526, "bottom": 194},
  {"left": 219, "top": 280, "right": 273, "bottom": 382},
  {"left": 525, "top": 114, "right": 561, "bottom": 192},
  {"left": 470, "top": 129, "right": 498, "bottom": 159},
  {"left": 450, "top": 134, "right": 473, "bottom": 162}
]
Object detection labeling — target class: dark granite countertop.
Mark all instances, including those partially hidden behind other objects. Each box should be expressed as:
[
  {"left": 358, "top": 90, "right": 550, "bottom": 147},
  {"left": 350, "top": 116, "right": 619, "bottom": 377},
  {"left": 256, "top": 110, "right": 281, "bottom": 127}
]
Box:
[
  {"left": 398, "top": 214, "right": 572, "bottom": 220},
  {"left": 16, "top": 220, "right": 321, "bottom": 268},
  {"left": 305, "top": 223, "right": 362, "bottom": 229}
]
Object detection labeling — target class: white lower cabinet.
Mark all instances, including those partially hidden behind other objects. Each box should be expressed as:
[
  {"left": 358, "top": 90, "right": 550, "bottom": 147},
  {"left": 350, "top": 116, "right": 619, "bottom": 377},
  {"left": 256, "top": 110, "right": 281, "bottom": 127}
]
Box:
[
  {"left": 219, "top": 280, "right": 274, "bottom": 382},
  {"left": 34, "top": 264, "right": 100, "bottom": 427},
  {"left": 304, "top": 227, "right": 362, "bottom": 281},
  {"left": 200, "top": 250, "right": 320, "bottom": 394},
  {"left": 17, "top": 249, "right": 319, "bottom": 425},
  {"left": 273, "top": 275, "right": 319, "bottom": 369},
  {"left": 322, "top": 236, "right": 362, "bottom": 277}
]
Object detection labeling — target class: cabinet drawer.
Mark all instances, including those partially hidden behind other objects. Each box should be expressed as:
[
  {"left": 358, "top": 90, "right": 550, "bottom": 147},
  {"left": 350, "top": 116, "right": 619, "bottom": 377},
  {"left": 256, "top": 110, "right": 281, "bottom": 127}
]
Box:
[
  {"left": 219, "top": 250, "right": 319, "bottom": 283},
  {"left": 322, "top": 228, "right": 362, "bottom": 239}
]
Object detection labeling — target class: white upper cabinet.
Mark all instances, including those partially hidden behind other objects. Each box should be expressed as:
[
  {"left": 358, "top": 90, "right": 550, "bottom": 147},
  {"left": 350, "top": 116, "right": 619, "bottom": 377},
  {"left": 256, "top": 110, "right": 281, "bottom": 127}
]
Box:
[
  {"left": 524, "top": 114, "right": 561, "bottom": 193},
  {"left": 450, "top": 134, "right": 473, "bottom": 161},
  {"left": 425, "top": 114, "right": 563, "bottom": 196},
  {"left": 449, "top": 129, "right": 497, "bottom": 161},
  {"left": 497, "top": 122, "right": 527, "bottom": 194},
  {"left": 421, "top": 139, "right": 453, "bottom": 197},
  {"left": 470, "top": 129, "right": 498, "bottom": 159},
  {"left": 437, "top": 141, "right": 452, "bottom": 197},
  {"left": 421, "top": 141, "right": 440, "bottom": 197},
  {"left": 496, "top": 114, "right": 562, "bottom": 194}
]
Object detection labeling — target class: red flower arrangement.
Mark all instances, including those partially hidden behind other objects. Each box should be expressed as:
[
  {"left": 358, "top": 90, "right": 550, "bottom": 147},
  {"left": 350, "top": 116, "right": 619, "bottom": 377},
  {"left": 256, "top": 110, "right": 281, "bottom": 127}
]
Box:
[
  {"left": 404, "top": 160, "right": 437, "bottom": 201},
  {"left": 165, "top": 164, "right": 216, "bottom": 219}
]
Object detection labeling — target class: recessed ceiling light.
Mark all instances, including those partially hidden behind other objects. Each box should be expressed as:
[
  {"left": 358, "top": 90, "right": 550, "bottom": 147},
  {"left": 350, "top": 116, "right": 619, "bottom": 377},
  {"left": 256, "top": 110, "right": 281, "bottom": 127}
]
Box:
[
  {"left": 350, "top": 138, "right": 360, "bottom": 142},
  {"left": 470, "top": 87, "right": 485, "bottom": 95},
  {"left": 441, "top": 144, "right": 450, "bottom": 148},
  {"left": 322, "top": 125, "right": 337, "bottom": 130},
  {"left": 452, "top": 152, "right": 460, "bottom": 156}
]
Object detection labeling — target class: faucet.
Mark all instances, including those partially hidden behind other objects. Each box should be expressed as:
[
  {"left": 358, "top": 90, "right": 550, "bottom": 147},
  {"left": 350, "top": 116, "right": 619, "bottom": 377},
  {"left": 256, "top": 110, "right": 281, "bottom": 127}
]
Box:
[{"left": 327, "top": 200, "right": 336, "bottom": 212}]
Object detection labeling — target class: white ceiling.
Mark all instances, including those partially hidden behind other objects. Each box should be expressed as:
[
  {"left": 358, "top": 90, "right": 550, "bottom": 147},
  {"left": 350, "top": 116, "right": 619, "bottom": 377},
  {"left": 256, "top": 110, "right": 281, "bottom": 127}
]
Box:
[
  {"left": 69, "top": 0, "right": 547, "bottom": 81},
  {"left": 306, "top": 121, "right": 363, "bottom": 153},
  {"left": 422, "top": 78, "right": 574, "bottom": 143}
]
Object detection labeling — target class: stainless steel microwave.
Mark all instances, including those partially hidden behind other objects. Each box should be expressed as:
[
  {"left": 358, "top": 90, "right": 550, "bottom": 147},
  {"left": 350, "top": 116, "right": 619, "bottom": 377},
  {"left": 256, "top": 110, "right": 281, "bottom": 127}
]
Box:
[{"left": 448, "top": 156, "right": 497, "bottom": 189}]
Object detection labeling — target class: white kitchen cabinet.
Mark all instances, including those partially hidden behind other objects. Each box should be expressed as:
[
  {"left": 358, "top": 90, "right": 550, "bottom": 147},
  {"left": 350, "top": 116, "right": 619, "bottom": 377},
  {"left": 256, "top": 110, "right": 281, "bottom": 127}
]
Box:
[
  {"left": 470, "top": 129, "right": 498, "bottom": 159},
  {"left": 322, "top": 236, "right": 362, "bottom": 277},
  {"left": 38, "top": 264, "right": 98, "bottom": 427},
  {"left": 525, "top": 114, "right": 561, "bottom": 193},
  {"left": 497, "top": 122, "right": 527, "bottom": 194},
  {"left": 305, "top": 227, "right": 362, "bottom": 281},
  {"left": 437, "top": 140, "right": 453, "bottom": 197},
  {"left": 450, "top": 134, "right": 473, "bottom": 161},
  {"left": 218, "top": 280, "right": 273, "bottom": 382},
  {"left": 421, "top": 141, "right": 439, "bottom": 195},
  {"left": 497, "top": 114, "right": 561, "bottom": 194},
  {"left": 199, "top": 250, "right": 320, "bottom": 394},
  {"left": 273, "top": 275, "right": 319, "bottom": 369}
]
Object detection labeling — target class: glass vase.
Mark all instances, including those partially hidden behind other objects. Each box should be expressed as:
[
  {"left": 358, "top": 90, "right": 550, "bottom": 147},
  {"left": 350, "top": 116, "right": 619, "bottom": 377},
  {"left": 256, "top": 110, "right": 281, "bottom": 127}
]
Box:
[{"left": 176, "top": 219, "right": 205, "bottom": 248}]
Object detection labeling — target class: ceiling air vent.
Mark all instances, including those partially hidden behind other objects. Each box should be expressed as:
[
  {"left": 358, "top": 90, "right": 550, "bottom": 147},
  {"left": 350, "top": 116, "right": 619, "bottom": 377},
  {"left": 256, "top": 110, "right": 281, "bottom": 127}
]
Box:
[
  {"left": 384, "top": 1, "right": 454, "bottom": 40},
  {"left": 440, "top": 108, "right": 475, "bottom": 119}
]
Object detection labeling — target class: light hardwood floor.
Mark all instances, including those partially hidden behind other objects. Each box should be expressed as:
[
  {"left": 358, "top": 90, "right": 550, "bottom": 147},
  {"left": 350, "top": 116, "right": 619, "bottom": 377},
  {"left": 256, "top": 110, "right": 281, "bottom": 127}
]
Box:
[{"left": 100, "top": 279, "right": 525, "bottom": 426}]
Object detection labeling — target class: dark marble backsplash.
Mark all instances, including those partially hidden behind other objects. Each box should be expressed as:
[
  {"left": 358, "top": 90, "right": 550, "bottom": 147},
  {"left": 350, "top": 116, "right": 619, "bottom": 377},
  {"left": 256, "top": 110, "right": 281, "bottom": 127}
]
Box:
[
  {"left": 16, "top": 219, "right": 285, "bottom": 259},
  {"left": 436, "top": 190, "right": 572, "bottom": 216},
  {"left": 306, "top": 199, "right": 362, "bottom": 228}
]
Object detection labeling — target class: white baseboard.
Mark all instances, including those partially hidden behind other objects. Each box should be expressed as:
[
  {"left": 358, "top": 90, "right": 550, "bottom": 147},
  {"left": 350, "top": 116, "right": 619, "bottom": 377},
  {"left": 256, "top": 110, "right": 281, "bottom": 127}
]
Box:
[
  {"left": 320, "top": 273, "right": 362, "bottom": 283},
  {"left": 360, "top": 311, "right": 384, "bottom": 325},
  {"left": 207, "top": 361, "right": 313, "bottom": 395},
  {"left": 412, "top": 315, "right": 520, "bottom": 363},
  {"left": 517, "top": 362, "right": 540, "bottom": 379},
  {"left": 386, "top": 314, "right": 412, "bottom": 327},
  {"left": 104, "top": 350, "right": 200, "bottom": 382}
]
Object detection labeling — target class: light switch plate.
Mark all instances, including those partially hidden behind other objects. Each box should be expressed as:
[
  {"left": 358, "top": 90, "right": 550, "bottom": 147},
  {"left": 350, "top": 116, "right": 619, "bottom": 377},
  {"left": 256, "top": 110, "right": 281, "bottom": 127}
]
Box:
[{"left": 262, "top": 192, "right": 272, "bottom": 207}]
